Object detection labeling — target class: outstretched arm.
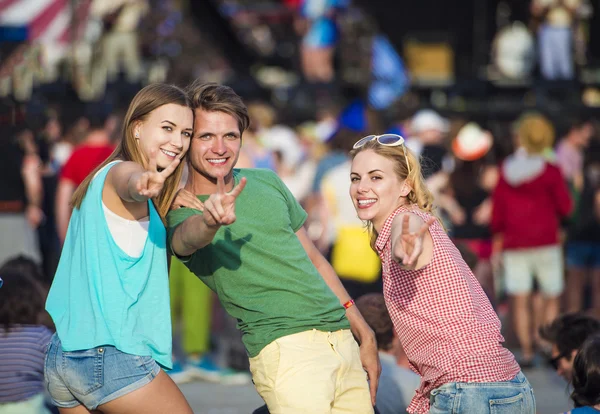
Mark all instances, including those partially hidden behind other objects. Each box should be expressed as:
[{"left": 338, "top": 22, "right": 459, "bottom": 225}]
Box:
[
  {"left": 109, "top": 151, "right": 181, "bottom": 203},
  {"left": 171, "top": 176, "right": 247, "bottom": 256}
]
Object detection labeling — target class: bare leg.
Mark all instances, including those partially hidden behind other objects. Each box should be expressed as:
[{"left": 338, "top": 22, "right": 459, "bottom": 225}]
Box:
[
  {"left": 59, "top": 407, "right": 101, "bottom": 414},
  {"left": 98, "top": 371, "right": 193, "bottom": 414},
  {"left": 565, "top": 267, "right": 587, "bottom": 313},
  {"left": 512, "top": 293, "right": 534, "bottom": 362},
  {"left": 531, "top": 291, "right": 544, "bottom": 347},
  {"left": 536, "top": 295, "right": 561, "bottom": 352}
]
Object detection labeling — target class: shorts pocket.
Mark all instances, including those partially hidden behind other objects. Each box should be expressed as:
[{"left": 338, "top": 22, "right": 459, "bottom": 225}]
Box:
[
  {"left": 62, "top": 347, "right": 105, "bottom": 396},
  {"left": 490, "top": 392, "right": 524, "bottom": 414},
  {"left": 249, "top": 340, "right": 281, "bottom": 396}
]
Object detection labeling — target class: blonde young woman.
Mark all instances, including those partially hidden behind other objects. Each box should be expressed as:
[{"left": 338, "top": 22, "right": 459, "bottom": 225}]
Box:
[
  {"left": 44, "top": 84, "right": 195, "bottom": 414},
  {"left": 349, "top": 134, "right": 534, "bottom": 414}
]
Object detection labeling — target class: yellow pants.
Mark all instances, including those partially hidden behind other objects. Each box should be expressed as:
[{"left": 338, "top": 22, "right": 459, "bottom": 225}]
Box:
[{"left": 249, "top": 329, "right": 374, "bottom": 414}]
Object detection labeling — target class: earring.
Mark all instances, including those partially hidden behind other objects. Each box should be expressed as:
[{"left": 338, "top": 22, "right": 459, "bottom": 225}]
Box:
[{"left": 135, "top": 132, "right": 139, "bottom": 138}]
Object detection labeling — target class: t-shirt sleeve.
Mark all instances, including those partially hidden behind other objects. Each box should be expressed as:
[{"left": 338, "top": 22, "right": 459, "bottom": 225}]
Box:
[
  {"left": 166, "top": 207, "right": 204, "bottom": 260},
  {"left": 270, "top": 171, "right": 308, "bottom": 232},
  {"left": 59, "top": 151, "right": 80, "bottom": 184}
]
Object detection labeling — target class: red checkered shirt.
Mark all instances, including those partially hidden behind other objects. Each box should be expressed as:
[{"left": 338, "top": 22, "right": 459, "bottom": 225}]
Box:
[{"left": 376, "top": 206, "right": 520, "bottom": 413}]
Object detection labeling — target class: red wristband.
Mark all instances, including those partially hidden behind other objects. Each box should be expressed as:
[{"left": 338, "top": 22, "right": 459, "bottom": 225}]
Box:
[{"left": 343, "top": 299, "right": 355, "bottom": 309}]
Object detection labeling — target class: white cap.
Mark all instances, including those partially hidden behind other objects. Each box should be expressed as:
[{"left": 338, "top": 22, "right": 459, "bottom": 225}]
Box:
[
  {"left": 262, "top": 125, "right": 304, "bottom": 169},
  {"left": 411, "top": 109, "right": 449, "bottom": 133}
]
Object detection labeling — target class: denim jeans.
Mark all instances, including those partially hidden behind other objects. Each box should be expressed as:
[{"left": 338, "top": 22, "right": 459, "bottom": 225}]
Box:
[
  {"left": 429, "top": 371, "right": 535, "bottom": 413},
  {"left": 538, "top": 25, "right": 574, "bottom": 80}
]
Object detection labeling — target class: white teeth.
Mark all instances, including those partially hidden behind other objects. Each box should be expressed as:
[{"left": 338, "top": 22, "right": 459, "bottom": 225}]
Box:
[
  {"left": 161, "top": 149, "right": 177, "bottom": 157},
  {"left": 358, "top": 199, "right": 377, "bottom": 205},
  {"left": 208, "top": 159, "right": 226, "bottom": 164}
]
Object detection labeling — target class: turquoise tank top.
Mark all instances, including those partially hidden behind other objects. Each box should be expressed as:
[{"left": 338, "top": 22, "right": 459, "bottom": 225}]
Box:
[{"left": 46, "top": 162, "right": 172, "bottom": 368}]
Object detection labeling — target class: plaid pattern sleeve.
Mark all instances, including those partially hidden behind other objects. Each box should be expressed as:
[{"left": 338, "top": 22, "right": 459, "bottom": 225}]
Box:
[{"left": 376, "top": 206, "right": 520, "bottom": 414}]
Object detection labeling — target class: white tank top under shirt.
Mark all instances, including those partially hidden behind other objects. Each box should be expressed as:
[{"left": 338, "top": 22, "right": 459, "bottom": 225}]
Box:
[
  {"left": 102, "top": 203, "right": 149, "bottom": 257},
  {"left": 95, "top": 161, "right": 149, "bottom": 257}
]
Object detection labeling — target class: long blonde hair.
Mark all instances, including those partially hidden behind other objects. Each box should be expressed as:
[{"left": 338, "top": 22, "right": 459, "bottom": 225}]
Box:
[
  {"left": 350, "top": 139, "right": 437, "bottom": 249},
  {"left": 71, "top": 83, "right": 192, "bottom": 219}
]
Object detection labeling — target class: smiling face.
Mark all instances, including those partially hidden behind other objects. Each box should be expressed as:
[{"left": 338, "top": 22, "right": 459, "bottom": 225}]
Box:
[
  {"left": 188, "top": 109, "right": 242, "bottom": 192},
  {"left": 350, "top": 149, "right": 409, "bottom": 232},
  {"left": 135, "top": 103, "right": 193, "bottom": 169}
]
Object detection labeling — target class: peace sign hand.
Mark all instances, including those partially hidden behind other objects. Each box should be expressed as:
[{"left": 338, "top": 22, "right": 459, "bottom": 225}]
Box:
[
  {"left": 135, "top": 151, "right": 180, "bottom": 199},
  {"left": 397, "top": 215, "right": 436, "bottom": 269},
  {"left": 202, "top": 175, "right": 247, "bottom": 228}
]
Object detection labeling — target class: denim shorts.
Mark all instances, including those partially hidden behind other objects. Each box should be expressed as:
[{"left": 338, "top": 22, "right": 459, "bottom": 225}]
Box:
[
  {"left": 567, "top": 241, "right": 600, "bottom": 269},
  {"left": 429, "top": 371, "right": 536, "bottom": 414},
  {"left": 44, "top": 333, "right": 161, "bottom": 410}
]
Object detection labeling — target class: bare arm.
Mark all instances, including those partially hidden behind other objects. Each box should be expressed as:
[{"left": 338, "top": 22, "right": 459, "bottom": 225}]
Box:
[
  {"left": 21, "top": 154, "right": 44, "bottom": 228},
  {"left": 22, "top": 154, "right": 43, "bottom": 209},
  {"left": 108, "top": 161, "right": 154, "bottom": 203},
  {"left": 171, "top": 176, "right": 247, "bottom": 257},
  {"left": 296, "top": 227, "right": 380, "bottom": 405},
  {"left": 108, "top": 152, "right": 181, "bottom": 203},
  {"left": 171, "top": 214, "right": 221, "bottom": 256},
  {"left": 55, "top": 179, "right": 76, "bottom": 243}
]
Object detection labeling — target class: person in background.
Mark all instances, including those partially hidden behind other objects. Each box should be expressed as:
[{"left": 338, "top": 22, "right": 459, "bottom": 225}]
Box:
[
  {"left": 0, "top": 259, "right": 53, "bottom": 414},
  {"left": 540, "top": 313, "right": 600, "bottom": 382},
  {"left": 562, "top": 334, "right": 600, "bottom": 414},
  {"left": 91, "top": 0, "right": 149, "bottom": 83},
  {"left": 531, "top": 0, "right": 580, "bottom": 80},
  {"left": 564, "top": 139, "right": 600, "bottom": 315},
  {"left": 356, "top": 293, "right": 421, "bottom": 414},
  {"left": 440, "top": 122, "right": 497, "bottom": 304},
  {"left": 0, "top": 119, "right": 43, "bottom": 266},
  {"left": 556, "top": 116, "right": 594, "bottom": 196},
  {"left": 492, "top": 114, "right": 572, "bottom": 367},
  {"left": 55, "top": 112, "right": 116, "bottom": 244}
]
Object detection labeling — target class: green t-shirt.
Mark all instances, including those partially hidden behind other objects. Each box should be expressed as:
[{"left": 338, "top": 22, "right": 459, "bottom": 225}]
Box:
[{"left": 167, "top": 169, "right": 349, "bottom": 357}]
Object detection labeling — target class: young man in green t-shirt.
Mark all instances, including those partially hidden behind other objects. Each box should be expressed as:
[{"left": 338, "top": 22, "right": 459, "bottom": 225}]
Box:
[{"left": 167, "top": 81, "right": 380, "bottom": 413}]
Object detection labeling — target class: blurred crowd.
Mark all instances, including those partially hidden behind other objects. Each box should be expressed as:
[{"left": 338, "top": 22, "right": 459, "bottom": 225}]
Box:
[{"left": 2, "top": 91, "right": 600, "bottom": 412}]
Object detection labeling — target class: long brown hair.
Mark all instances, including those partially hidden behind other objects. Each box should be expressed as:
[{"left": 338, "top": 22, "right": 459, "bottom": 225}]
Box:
[
  {"left": 71, "top": 83, "right": 192, "bottom": 219},
  {"left": 350, "top": 139, "right": 437, "bottom": 249}
]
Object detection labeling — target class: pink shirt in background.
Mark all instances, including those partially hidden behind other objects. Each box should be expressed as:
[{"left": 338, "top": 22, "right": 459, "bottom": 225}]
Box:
[{"left": 555, "top": 140, "right": 583, "bottom": 182}]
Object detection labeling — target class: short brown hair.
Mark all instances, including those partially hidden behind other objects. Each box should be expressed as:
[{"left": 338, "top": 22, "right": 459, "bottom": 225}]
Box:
[
  {"left": 355, "top": 293, "right": 394, "bottom": 351},
  {"left": 186, "top": 81, "right": 250, "bottom": 134}
]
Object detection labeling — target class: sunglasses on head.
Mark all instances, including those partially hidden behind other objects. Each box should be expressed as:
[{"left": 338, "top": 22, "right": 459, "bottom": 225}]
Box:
[{"left": 353, "top": 134, "right": 411, "bottom": 173}]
